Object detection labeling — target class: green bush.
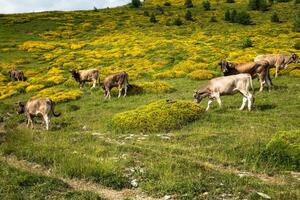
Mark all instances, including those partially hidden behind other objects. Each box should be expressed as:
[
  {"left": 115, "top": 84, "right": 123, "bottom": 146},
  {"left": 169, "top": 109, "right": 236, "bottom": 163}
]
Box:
[
  {"left": 203, "top": 1, "right": 211, "bottom": 11},
  {"left": 150, "top": 14, "right": 157, "bottom": 23},
  {"left": 293, "top": 41, "right": 300, "bottom": 50},
  {"left": 295, "top": 0, "right": 300, "bottom": 4},
  {"left": 260, "top": 130, "right": 300, "bottom": 170},
  {"left": 293, "top": 11, "right": 300, "bottom": 32},
  {"left": 174, "top": 17, "right": 183, "bottom": 26},
  {"left": 242, "top": 37, "right": 253, "bottom": 48},
  {"left": 164, "top": 2, "right": 172, "bottom": 6},
  {"left": 224, "top": 10, "right": 231, "bottom": 21},
  {"left": 131, "top": 0, "right": 142, "bottom": 8},
  {"left": 235, "top": 10, "right": 252, "bottom": 25},
  {"left": 111, "top": 99, "right": 203, "bottom": 133},
  {"left": 271, "top": 11, "right": 280, "bottom": 22},
  {"left": 185, "top": 10, "right": 193, "bottom": 21},
  {"left": 185, "top": 0, "right": 194, "bottom": 8},
  {"left": 248, "top": 0, "right": 269, "bottom": 11},
  {"left": 210, "top": 16, "right": 217, "bottom": 22},
  {"left": 226, "top": 0, "right": 235, "bottom": 3}
]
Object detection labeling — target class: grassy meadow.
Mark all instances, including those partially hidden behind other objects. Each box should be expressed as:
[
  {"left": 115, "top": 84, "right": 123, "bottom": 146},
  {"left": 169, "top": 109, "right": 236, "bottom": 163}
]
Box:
[{"left": 0, "top": 0, "right": 300, "bottom": 199}]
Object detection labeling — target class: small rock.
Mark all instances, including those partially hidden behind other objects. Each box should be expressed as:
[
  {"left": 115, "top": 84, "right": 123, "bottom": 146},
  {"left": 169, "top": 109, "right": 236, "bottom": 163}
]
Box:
[
  {"left": 256, "top": 192, "right": 271, "bottom": 199},
  {"left": 164, "top": 195, "right": 172, "bottom": 200},
  {"left": 82, "top": 125, "right": 87, "bottom": 130},
  {"left": 131, "top": 179, "right": 138, "bottom": 187}
]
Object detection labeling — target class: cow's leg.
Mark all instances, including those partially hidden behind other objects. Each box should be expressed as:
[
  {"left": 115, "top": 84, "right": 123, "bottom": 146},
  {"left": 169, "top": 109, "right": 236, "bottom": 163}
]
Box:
[
  {"left": 239, "top": 96, "right": 248, "bottom": 110},
  {"left": 91, "top": 80, "right": 96, "bottom": 88},
  {"left": 275, "top": 65, "right": 279, "bottom": 78},
  {"left": 247, "top": 93, "right": 254, "bottom": 111},
  {"left": 206, "top": 99, "right": 213, "bottom": 111},
  {"left": 215, "top": 93, "right": 222, "bottom": 108},
  {"left": 258, "top": 75, "right": 265, "bottom": 92},
  {"left": 124, "top": 84, "right": 127, "bottom": 97},
  {"left": 43, "top": 115, "right": 49, "bottom": 130},
  {"left": 265, "top": 74, "right": 272, "bottom": 92},
  {"left": 118, "top": 85, "right": 122, "bottom": 98}
]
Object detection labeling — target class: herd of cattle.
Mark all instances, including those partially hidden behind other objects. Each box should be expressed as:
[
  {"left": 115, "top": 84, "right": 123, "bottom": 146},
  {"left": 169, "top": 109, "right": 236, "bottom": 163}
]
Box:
[{"left": 6, "top": 53, "right": 298, "bottom": 130}]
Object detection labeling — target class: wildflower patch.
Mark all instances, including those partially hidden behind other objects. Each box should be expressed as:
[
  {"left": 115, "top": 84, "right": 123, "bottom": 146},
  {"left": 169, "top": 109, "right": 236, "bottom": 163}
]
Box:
[{"left": 111, "top": 99, "right": 203, "bottom": 133}]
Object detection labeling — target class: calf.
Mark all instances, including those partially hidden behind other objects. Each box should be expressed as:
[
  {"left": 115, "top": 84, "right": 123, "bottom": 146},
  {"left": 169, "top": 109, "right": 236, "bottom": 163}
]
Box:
[
  {"left": 71, "top": 68, "right": 99, "bottom": 88},
  {"left": 9, "top": 69, "right": 26, "bottom": 81},
  {"left": 17, "top": 98, "right": 61, "bottom": 130},
  {"left": 254, "top": 53, "right": 299, "bottom": 78},
  {"left": 193, "top": 74, "right": 254, "bottom": 111},
  {"left": 102, "top": 72, "right": 129, "bottom": 99},
  {"left": 219, "top": 60, "right": 271, "bottom": 92}
]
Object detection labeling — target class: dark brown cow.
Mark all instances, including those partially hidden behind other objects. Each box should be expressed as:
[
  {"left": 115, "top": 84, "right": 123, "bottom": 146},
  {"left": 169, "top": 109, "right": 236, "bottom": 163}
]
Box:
[
  {"left": 9, "top": 69, "right": 26, "bottom": 81},
  {"left": 102, "top": 72, "right": 129, "bottom": 99},
  {"left": 219, "top": 60, "right": 271, "bottom": 92},
  {"left": 17, "top": 98, "right": 61, "bottom": 130}
]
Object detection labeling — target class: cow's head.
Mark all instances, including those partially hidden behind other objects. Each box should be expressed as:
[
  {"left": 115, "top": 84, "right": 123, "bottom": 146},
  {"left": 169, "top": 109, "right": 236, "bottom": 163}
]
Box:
[
  {"left": 16, "top": 102, "right": 25, "bottom": 114},
  {"left": 219, "top": 60, "right": 235, "bottom": 75},
  {"left": 70, "top": 69, "right": 80, "bottom": 82},
  {"left": 193, "top": 89, "right": 209, "bottom": 103},
  {"left": 291, "top": 53, "right": 299, "bottom": 63}
]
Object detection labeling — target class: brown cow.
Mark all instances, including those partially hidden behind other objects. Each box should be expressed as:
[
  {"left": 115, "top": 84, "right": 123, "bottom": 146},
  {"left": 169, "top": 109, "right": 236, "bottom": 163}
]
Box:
[
  {"left": 254, "top": 53, "right": 299, "bottom": 78},
  {"left": 9, "top": 69, "right": 26, "bottom": 81},
  {"left": 71, "top": 69, "right": 99, "bottom": 88},
  {"left": 17, "top": 98, "right": 61, "bottom": 130},
  {"left": 102, "top": 72, "right": 129, "bottom": 99},
  {"left": 219, "top": 60, "right": 271, "bottom": 92}
]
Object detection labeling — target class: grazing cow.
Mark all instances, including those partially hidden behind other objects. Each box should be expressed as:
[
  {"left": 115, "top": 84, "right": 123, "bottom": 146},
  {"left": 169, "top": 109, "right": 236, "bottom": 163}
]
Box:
[
  {"left": 17, "top": 98, "right": 61, "bottom": 130},
  {"left": 9, "top": 69, "right": 26, "bottom": 81},
  {"left": 71, "top": 69, "right": 99, "bottom": 88},
  {"left": 219, "top": 60, "right": 271, "bottom": 92},
  {"left": 102, "top": 72, "right": 129, "bottom": 99},
  {"left": 193, "top": 74, "right": 254, "bottom": 111},
  {"left": 254, "top": 53, "right": 299, "bottom": 78}
]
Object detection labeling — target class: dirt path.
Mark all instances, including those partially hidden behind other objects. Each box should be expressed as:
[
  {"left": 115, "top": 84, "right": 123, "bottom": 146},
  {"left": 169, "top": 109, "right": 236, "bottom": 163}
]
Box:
[{"left": 0, "top": 155, "right": 161, "bottom": 200}]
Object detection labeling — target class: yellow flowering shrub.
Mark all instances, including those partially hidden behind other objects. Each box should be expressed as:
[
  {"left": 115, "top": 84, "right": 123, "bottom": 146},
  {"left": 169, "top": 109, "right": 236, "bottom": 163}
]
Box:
[
  {"left": 111, "top": 99, "right": 204, "bottom": 133},
  {"left": 289, "top": 69, "right": 300, "bottom": 77},
  {"left": 0, "top": 73, "right": 7, "bottom": 82},
  {"left": 33, "top": 88, "right": 83, "bottom": 103},
  {"left": 0, "top": 82, "right": 29, "bottom": 100},
  {"left": 173, "top": 60, "right": 209, "bottom": 73},
  {"left": 133, "top": 81, "right": 175, "bottom": 93},
  {"left": 25, "top": 84, "right": 45, "bottom": 93},
  {"left": 28, "top": 67, "right": 66, "bottom": 87},
  {"left": 19, "top": 41, "right": 56, "bottom": 52},
  {"left": 154, "top": 70, "right": 186, "bottom": 79},
  {"left": 188, "top": 70, "right": 215, "bottom": 80}
]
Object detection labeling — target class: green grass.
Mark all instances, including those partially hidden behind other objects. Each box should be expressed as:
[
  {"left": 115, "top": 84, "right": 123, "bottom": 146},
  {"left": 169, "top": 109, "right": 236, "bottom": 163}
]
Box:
[
  {"left": 0, "top": 0, "right": 300, "bottom": 199},
  {"left": 0, "top": 161, "right": 102, "bottom": 199}
]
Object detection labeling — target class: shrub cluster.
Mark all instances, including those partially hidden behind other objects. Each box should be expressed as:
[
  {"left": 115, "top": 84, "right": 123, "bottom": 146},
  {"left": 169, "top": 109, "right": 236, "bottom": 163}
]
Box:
[
  {"left": 111, "top": 99, "right": 203, "bottom": 133},
  {"left": 260, "top": 130, "right": 300, "bottom": 170},
  {"left": 224, "top": 9, "right": 252, "bottom": 25},
  {"left": 248, "top": 0, "right": 269, "bottom": 11},
  {"left": 33, "top": 88, "right": 83, "bottom": 103},
  {"left": 271, "top": 11, "right": 280, "bottom": 23}
]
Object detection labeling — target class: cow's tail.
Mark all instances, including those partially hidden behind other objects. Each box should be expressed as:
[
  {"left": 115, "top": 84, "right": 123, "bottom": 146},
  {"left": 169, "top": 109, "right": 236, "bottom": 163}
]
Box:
[{"left": 49, "top": 99, "right": 61, "bottom": 117}]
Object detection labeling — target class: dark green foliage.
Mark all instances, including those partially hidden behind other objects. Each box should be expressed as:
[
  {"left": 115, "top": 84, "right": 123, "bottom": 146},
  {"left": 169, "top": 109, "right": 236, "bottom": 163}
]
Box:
[
  {"left": 224, "top": 10, "right": 231, "bottom": 21},
  {"left": 276, "top": 0, "right": 291, "bottom": 2},
  {"left": 185, "top": 0, "right": 194, "bottom": 8},
  {"left": 174, "top": 17, "right": 183, "bottom": 26},
  {"left": 225, "top": 9, "right": 252, "bottom": 25},
  {"left": 235, "top": 10, "right": 252, "bottom": 25},
  {"left": 241, "top": 37, "right": 253, "bottom": 48},
  {"left": 295, "top": 0, "right": 300, "bottom": 4},
  {"left": 248, "top": 0, "right": 269, "bottom": 11},
  {"left": 271, "top": 11, "right": 280, "bottom": 22},
  {"left": 150, "top": 14, "right": 157, "bottom": 23},
  {"left": 156, "top": 6, "right": 164, "bottom": 14},
  {"left": 210, "top": 16, "right": 217, "bottom": 22},
  {"left": 131, "top": 0, "right": 142, "bottom": 8},
  {"left": 293, "top": 11, "right": 300, "bottom": 32},
  {"left": 164, "top": 2, "right": 172, "bottom": 6},
  {"left": 294, "top": 41, "right": 300, "bottom": 49},
  {"left": 260, "top": 130, "right": 300, "bottom": 170},
  {"left": 226, "top": 0, "right": 235, "bottom": 3},
  {"left": 144, "top": 10, "right": 150, "bottom": 16},
  {"left": 185, "top": 10, "right": 193, "bottom": 21},
  {"left": 202, "top": 1, "right": 211, "bottom": 11}
]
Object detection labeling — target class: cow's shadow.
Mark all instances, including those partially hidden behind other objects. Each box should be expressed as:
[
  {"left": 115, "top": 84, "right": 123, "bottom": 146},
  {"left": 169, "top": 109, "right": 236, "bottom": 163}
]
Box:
[{"left": 255, "top": 104, "right": 277, "bottom": 111}]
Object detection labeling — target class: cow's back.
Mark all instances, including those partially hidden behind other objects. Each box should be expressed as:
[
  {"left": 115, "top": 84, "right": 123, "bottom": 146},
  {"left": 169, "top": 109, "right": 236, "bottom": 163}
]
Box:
[
  {"left": 26, "top": 98, "right": 51, "bottom": 115},
  {"left": 255, "top": 54, "right": 284, "bottom": 66},
  {"left": 79, "top": 69, "right": 99, "bottom": 80}
]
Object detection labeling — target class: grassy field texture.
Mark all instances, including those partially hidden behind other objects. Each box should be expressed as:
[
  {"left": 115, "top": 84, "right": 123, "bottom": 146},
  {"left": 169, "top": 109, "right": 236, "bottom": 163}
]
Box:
[{"left": 0, "top": 0, "right": 300, "bottom": 199}]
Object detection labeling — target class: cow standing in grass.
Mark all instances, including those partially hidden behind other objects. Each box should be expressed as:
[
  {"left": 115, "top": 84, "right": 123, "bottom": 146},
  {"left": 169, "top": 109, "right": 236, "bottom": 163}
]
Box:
[
  {"left": 17, "top": 98, "right": 61, "bottom": 130},
  {"left": 194, "top": 74, "right": 254, "bottom": 111},
  {"left": 9, "top": 69, "right": 26, "bottom": 81},
  {"left": 254, "top": 53, "right": 299, "bottom": 78},
  {"left": 219, "top": 60, "right": 271, "bottom": 92},
  {"left": 71, "top": 69, "right": 99, "bottom": 88},
  {"left": 102, "top": 72, "right": 129, "bottom": 99}
]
